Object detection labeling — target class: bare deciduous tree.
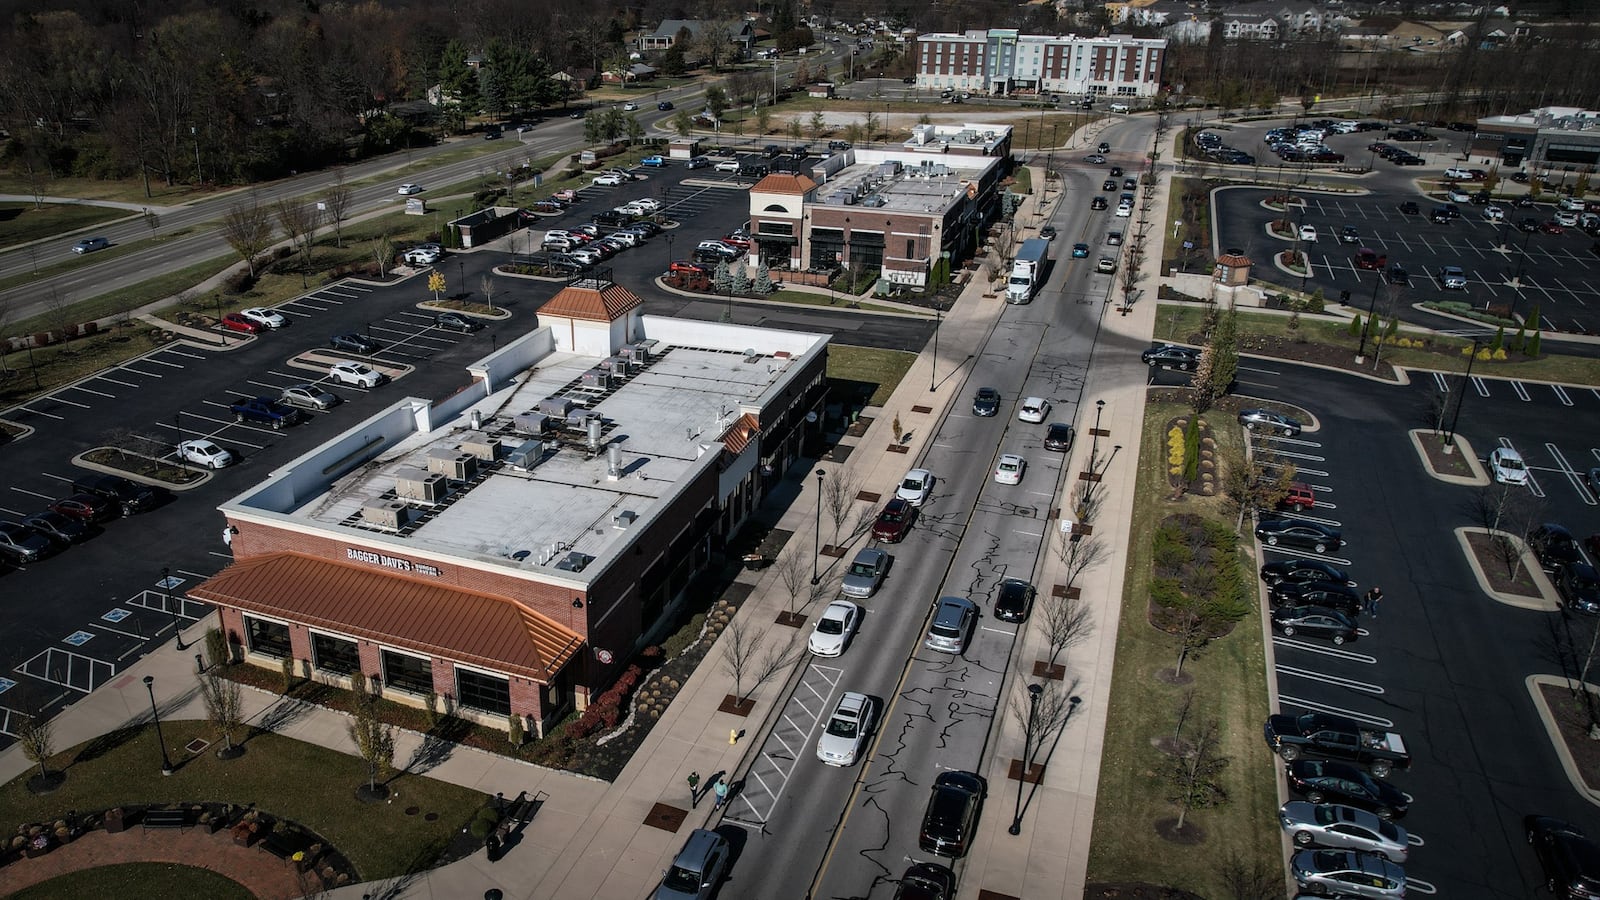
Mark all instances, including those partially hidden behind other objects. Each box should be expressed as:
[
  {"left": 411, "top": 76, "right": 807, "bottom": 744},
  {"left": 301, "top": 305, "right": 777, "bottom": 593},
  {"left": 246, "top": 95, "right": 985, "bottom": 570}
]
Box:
[
  {"left": 199, "top": 669, "right": 244, "bottom": 754},
  {"left": 820, "top": 468, "right": 861, "bottom": 545},
  {"left": 719, "top": 618, "right": 795, "bottom": 703},
  {"left": 348, "top": 678, "right": 395, "bottom": 793},
  {"left": 1164, "top": 717, "right": 1228, "bottom": 831},
  {"left": 1008, "top": 679, "right": 1076, "bottom": 771},
  {"left": 17, "top": 713, "right": 55, "bottom": 783},
  {"left": 370, "top": 231, "right": 395, "bottom": 274},
  {"left": 1466, "top": 484, "right": 1542, "bottom": 579},
  {"left": 1218, "top": 849, "right": 1281, "bottom": 900},
  {"left": 1221, "top": 446, "right": 1296, "bottom": 533},
  {"left": 1055, "top": 531, "right": 1108, "bottom": 591},
  {"left": 479, "top": 274, "right": 497, "bottom": 311},
  {"left": 221, "top": 195, "right": 274, "bottom": 278},
  {"left": 324, "top": 173, "right": 353, "bottom": 248},
  {"left": 274, "top": 198, "right": 321, "bottom": 287},
  {"left": 1039, "top": 587, "right": 1094, "bottom": 674}
]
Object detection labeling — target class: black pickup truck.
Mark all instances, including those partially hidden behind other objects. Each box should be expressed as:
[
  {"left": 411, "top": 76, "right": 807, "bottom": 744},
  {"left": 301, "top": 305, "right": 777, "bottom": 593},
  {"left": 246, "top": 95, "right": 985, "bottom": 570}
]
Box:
[
  {"left": 1264, "top": 712, "right": 1412, "bottom": 778},
  {"left": 230, "top": 396, "right": 303, "bottom": 430}
]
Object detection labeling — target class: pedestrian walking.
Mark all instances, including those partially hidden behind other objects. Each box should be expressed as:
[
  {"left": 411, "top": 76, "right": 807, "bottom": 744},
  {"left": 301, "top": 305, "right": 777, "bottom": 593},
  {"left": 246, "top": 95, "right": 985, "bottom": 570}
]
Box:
[
  {"left": 687, "top": 771, "right": 701, "bottom": 808},
  {"left": 713, "top": 778, "right": 729, "bottom": 811},
  {"left": 1364, "top": 586, "right": 1383, "bottom": 618},
  {"left": 222, "top": 525, "right": 235, "bottom": 549}
]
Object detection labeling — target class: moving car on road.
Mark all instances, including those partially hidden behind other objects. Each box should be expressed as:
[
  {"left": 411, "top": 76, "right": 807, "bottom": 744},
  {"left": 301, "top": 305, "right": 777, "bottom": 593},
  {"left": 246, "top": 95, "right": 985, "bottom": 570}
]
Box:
[
  {"left": 808, "top": 600, "right": 861, "bottom": 657},
  {"left": 1141, "top": 344, "right": 1200, "bottom": 371},
  {"left": 993, "top": 454, "right": 1026, "bottom": 485},
  {"left": 918, "top": 771, "right": 987, "bottom": 858},
  {"left": 993, "top": 578, "right": 1036, "bottom": 623},
  {"left": 872, "top": 498, "right": 916, "bottom": 543},
  {"left": 972, "top": 387, "right": 1001, "bottom": 416},
  {"left": 816, "top": 691, "right": 878, "bottom": 766},
  {"left": 1018, "top": 397, "right": 1050, "bottom": 423}
]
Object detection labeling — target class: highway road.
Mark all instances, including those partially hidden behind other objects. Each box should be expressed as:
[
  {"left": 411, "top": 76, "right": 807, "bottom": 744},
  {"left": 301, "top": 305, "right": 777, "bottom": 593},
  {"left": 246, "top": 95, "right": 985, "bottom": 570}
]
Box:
[{"left": 720, "top": 115, "right": 1155, "bottom": 899}]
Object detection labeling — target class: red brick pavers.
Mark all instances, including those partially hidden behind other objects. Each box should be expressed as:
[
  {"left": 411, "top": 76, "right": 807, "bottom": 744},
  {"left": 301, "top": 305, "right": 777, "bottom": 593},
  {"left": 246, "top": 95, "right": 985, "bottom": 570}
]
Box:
[{"left": 0, "top": 827, "right": 320, "bottom": 898}]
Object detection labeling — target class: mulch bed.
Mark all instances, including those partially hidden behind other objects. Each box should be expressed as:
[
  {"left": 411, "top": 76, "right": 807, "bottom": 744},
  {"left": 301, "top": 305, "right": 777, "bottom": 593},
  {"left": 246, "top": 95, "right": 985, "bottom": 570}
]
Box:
[
  {"left": 1464, "top": 531, "right": 1543, "bottom": 597},
  {"left": 1418, "top": 435, "right": 1474, "bottom": 478},
  {"left": 1179, "top": 329, "right": 1397, "bottom": 380},
  {"left": 1537, "top": 682, "right": 1600, "bottom": 793}
]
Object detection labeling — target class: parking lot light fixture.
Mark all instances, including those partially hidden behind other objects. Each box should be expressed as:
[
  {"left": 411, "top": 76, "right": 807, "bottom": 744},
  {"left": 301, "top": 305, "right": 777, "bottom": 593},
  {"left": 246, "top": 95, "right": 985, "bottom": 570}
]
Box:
[
  {"left": 1009, "top": 683, "right": 1044, "bottom": 836},
  {"left": 812, "top": 468, "right": 825, "bottom": 585},
  {"left": 1445, "top": 337, "right": 1485, "bottom": 445},
  {"left": 1356, "top": 275, "right": 1382, "bottom": 363},
  {"left": 144, "top": 675, "right": 174, "bottom": 776}
]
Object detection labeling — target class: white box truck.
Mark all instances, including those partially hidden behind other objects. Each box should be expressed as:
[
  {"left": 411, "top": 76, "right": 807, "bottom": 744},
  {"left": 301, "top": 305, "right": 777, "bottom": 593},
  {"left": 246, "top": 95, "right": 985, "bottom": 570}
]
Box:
[{"left": 1006, "top": 238, "right": 1051, "bottom": 304}]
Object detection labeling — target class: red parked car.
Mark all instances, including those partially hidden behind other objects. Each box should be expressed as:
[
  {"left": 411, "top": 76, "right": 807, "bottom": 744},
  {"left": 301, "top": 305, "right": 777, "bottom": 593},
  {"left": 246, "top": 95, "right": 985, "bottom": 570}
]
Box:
[
  {"left": 669, "top": 260, "right": 710, "bottom": 275},
  {"left": 50, "top": 492, "right": 116, "bottom": 523},
  {"left": 1353, "top": 248, "right": 1387, "bottom": 270},
  {"left": 1541, "top": 220, "right": 1566, "bottom": 235},
  {"left": 720, "top": 233, "right": 752, "bottom": 250},
  {"left": 871, "top": 498, "right": 916, "bottom": 543},
  {"left": 220, "top": 313, "right": 262, "bottom": 334}
]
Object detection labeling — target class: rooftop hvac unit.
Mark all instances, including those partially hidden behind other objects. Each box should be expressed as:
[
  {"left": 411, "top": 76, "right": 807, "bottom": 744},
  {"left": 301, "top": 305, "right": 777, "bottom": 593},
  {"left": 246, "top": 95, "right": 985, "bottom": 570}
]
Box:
[
  {"left": 600, "top": 356, "right": 628, "bottom": 373},
  {"left": 506, "top": 439, "right": 545, "bottom": 471},
  {"left": 606, "top": 443, "right": 623, "bottom": 479},
  {"left": 613, "top": 510, "right": 638, "bottom": 529},
  {"left": 827, "top": 191, "right": 856, "bottom": 205},
  {"left": 459, "top": 433, "right": 502, "bottom": 462},
  {"left": 427, "top": 448, "right": 477, "bottom": 480},
  {"left": 514, "top": 411, "right": 554, "bottom": 435},
  {"left": 567, "top": 409, "right": 600, "bottom": 431},
  {"left": 555, "top": 551, "right": 594, "bottom": 573},
  {"left": 538, "top": 397, "right": 574, "bottom": 418},
  {"left": 587, "top": 417, "right": 604, "bottom": 452},
  {"left": 396, "top": 468, "right": 447, "bottom": 503},
  {"left": 877, "top": 160, "right": 902, "bottom": 176},
  {"left": 581, "top": 368, "right": 611, "bottom": 390},
  {"left": 361, "top": 501, "right": 411, "bottom": 530}
]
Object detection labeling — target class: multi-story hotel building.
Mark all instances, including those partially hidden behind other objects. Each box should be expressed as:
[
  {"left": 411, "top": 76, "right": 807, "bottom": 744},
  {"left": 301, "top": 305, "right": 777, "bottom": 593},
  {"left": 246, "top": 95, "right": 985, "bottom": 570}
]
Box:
[{"left": 912, "top": 29, "right": 1166, "bottom": 99}]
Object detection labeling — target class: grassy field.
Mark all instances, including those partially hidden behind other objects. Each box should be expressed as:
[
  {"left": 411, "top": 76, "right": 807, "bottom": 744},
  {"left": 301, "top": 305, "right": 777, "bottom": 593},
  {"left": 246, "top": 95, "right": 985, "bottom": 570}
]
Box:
[
  {"left": 1086, "top": 398, "right": 1282, "bottom": 896},
  {"left": 0, "top": 175, "right": 202, "bottom": 206},
  {"left": 826, "top": 345, "right": 917, "bottom": 407},
  {"left": 0, "top": 202, "right": 131, "bottom": 248},
  {"left": 0, "top": 720, "right": 487, "bottom": 881},
  {"left": 10, "top": 863, "right": 255, "bottom": 900},
  {"left": 1154, "top": 303, "right": 1600, "bottom": 386}
]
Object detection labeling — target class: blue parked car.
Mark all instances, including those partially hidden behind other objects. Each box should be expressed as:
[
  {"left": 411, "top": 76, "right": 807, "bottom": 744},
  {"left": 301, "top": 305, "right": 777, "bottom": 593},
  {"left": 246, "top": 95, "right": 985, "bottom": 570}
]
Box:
[{"left": 641, "top": 155, "right": 666, "bottom": 167}]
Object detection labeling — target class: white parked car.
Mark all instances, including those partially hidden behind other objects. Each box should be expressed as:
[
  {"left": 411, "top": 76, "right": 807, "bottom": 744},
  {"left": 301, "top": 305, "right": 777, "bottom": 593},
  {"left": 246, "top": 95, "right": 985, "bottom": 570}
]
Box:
[
  {"left": 896, "top": 468, "right": 935, "bottom": 507},
  {"left": 1299, "top": 224, "right": 1317, "bottom": 242},
  {"left": 993, "top": 454, "right": 1026, "bottom": 485},
  {"left": 714, "top": 160, "right": 741, "bottom": 173},
  {"left": 632, "top": 197, "right": 661, "bottom": 213},
  {"left": 592, "top": 173, "right": 626, "bottom": 186},
  {"left": 816, "top": 691, "right": 878, "bottom": 767},
  {"left": 397, "top": 183, "right": 423, "bottom": 195},
  {"left": 239, "top": 307, "right": 287, "bottom": 329},
  {"left": 807, "top": 600, "right": 861, "bottom": 657},
  {"left": 606, "top": 230, "right": 640, "bottom": 247},
  {"left": 176, "top": 439, "right": 235, "bottom": 469},
  {"left": 403, "top": 247, "right": 441, "bottom": 266},
  {"left": 329, "top": 361, "right": 385, "bottom": 388},
  {"left": 1555, "top": 210, "right": 1580, "bottom": 227},
  {"left": 1489, "top": 446, "right": 1529, "bottom": 485},
  {"left": 1483, "top": 206, "right": 1504, "bottom": 222},
  {"left": 1018, "top": 397, "right": 1050, "bottom": 423},
  {"left": 622, "top": 102, "right": 638, "bottom": 111}
]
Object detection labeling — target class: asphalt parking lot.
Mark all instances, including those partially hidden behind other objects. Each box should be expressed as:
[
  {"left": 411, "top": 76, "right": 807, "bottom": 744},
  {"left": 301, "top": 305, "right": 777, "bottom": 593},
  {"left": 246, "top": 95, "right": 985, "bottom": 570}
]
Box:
[
  {"left": 1216, "top": 355, "right": 1600, "bottom": 898},
  {"left": 1213, "top": 185, "right": 1600, "bottom": 334}
]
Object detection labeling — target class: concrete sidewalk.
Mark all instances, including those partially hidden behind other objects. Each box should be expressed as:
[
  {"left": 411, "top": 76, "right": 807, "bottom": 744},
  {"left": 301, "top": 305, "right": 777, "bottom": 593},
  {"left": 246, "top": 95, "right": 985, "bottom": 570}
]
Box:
[{"left": 0, "top": 143, "right": 1164, "bottom": 900}]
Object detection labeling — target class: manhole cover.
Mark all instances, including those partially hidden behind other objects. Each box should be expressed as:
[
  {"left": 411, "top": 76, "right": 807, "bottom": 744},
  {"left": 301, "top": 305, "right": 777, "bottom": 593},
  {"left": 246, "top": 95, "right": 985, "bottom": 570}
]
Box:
[
  {"left": 424, "top": 812, "right": 439, "bottom": 822},
  {"left": 184, "top": 739, "right": 210, "bottom": 754},
  {"left": 405, "top": 806, "right": 420, "bottom": 816}
]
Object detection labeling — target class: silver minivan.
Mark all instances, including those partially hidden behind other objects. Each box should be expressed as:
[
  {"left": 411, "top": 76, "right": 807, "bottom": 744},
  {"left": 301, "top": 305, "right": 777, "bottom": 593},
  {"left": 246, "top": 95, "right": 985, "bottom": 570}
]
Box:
[{"left": 924, "top": 597, "right": 977, "bottom": 654}]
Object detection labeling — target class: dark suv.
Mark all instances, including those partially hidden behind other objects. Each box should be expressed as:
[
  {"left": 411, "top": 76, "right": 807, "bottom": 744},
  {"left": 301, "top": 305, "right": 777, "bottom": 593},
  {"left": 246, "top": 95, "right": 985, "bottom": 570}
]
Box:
[
  {"left": 1526, "top": 816, "right": 1600, "bottom": 899},
  {"left": 71, "top": 473, "right": 161, "bottom": 516},
  {"left": 972, "top": 387, "right": 1001, "bottom": 417},
  {"left": 918, "top": 770, "right": 986, "bottom": 858}
]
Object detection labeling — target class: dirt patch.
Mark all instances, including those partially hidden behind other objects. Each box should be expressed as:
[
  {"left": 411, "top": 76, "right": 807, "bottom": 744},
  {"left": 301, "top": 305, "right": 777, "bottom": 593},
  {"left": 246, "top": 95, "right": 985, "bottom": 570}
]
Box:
[
  {"left": 1154, "top": 816, "right": 1206, "bottom": 844},
  {"left": 1465, "top": 531, "right": 1543, "bottom": 598},
  {"left": 1538, "top": 682, "right": 1600, "bottom": 793},
  {"left": 1419, "top": 435, "right": 1474, "bottom": 478}
]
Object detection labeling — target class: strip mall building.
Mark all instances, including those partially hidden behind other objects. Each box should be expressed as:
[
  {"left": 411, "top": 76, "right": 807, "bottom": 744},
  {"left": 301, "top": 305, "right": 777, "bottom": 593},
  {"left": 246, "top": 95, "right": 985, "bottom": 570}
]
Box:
[{"left": 192, "top": 280, "right": 828, "bottom": 736}]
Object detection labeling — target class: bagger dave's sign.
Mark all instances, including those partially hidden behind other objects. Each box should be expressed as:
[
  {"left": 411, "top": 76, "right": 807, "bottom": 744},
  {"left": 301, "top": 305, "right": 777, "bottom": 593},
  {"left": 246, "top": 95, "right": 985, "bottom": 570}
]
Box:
[{"left": 347, "top": 547, "right": 442, "bottom": 578}]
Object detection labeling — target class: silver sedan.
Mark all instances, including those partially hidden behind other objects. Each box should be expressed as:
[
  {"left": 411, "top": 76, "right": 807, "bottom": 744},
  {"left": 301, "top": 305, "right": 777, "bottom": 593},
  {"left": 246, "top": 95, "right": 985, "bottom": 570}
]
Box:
[
  {"left": 840, "top": 548, "right": 889, "bottom": 599},
  {"left": 1278, "top": 801, "right": 1409, "bottom": 862}
]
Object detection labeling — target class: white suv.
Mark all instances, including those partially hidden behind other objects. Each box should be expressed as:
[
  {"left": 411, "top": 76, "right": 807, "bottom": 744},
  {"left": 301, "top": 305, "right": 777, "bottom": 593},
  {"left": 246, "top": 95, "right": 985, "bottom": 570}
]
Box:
[{"left": 329, "top": 361, "right": 385, "bottom": 388}]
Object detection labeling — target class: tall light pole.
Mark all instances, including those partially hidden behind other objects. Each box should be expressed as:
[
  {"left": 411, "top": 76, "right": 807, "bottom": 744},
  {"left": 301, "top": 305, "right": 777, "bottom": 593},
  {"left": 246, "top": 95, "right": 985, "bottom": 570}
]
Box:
[
  {"left": 1090, "top": 399, "right": 1105, "bottom": 464},
  {"left": 929, "top": 305, "right": 941, "bottom": 391},
  {"left": 1445, "top": 338, "right": 1484, "bottom": 444},
  {"left": 144, "top": 676, "right": 174, "bottom": 776},
  {"left": 1356, "top": 274, "right": 1383, "bottom": 362},
  {"left": 811, "top": 468, "right": 825, "bottom": 585},
  {"left": 1008, "top": 683, "right": 1043, "bottom": 835}
]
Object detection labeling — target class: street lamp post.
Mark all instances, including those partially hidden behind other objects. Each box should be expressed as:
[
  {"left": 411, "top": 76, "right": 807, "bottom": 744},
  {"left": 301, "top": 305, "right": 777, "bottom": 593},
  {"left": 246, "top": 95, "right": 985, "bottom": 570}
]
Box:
[
  {"left": 929, "top": 305, "right": 941, "bottom": 391},
  {"left": 1091, "top": 399, "right": 1105, "bottom": 465},
  {"left": 811, "top": 468, "right": 825, "bottom": 585},
  {"left": 1008, "top": 683, "right": 1043, "bottom": 835},
  {"left": 1356, "top": 275, "right": 1383, "bottom": 362},
  {"left": 162, "top": 566, "right": 185, "bottom": 650},
  {"left": 143, "top": 676, "right": 174, "bottom": 776},
  {"left": 1445, "top": 338, "right": 1484, "bottom": 444},
  {"left": 665, "top": 234, "right": 675, "bottom": 273}
]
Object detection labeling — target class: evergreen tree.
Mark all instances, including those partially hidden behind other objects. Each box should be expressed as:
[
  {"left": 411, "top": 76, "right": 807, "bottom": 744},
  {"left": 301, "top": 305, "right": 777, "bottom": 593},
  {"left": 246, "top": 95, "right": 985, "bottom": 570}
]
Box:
[
  {"left": 754, "top": 263, "right": 773, "bottom": 293},
  {"left": 1490, "top": 325, "right": 1505, "bottom": 353}
]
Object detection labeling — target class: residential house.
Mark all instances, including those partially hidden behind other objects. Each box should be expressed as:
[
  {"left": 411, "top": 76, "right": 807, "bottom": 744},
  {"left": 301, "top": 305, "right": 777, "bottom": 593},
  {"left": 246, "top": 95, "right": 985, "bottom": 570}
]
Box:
[{"left": 638, "top": 19, "right": 758, "bottom": 58}]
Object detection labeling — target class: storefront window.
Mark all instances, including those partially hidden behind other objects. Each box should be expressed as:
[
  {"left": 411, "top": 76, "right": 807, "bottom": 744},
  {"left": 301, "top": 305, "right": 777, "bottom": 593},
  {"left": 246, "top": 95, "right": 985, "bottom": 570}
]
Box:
[
  {"left": 381, "top": 649, "right": 434, "bottom": 695},
  {"left": 245, "top": 616, "right": 291, "bottom": 659},
  {"left": 456, "top": 667, "right": 512, "bottom": 716},
  {"left": 312, "top": 633, "right": 360, "bottom": 675}
]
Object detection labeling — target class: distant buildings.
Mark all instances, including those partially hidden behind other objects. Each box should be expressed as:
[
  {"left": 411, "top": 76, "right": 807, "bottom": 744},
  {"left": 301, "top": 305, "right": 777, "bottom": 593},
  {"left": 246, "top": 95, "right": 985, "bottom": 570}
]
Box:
[
  {"left": 1471, "top": 107, "right": 1600, "bottom": 172},
  {"left": 912, "top": 29, "right": 1166, "bottom": 99}
]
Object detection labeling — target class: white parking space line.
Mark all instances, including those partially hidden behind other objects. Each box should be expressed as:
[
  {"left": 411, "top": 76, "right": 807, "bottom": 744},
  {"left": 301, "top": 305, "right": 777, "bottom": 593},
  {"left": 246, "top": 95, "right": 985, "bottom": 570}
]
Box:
[
  {"left": 165, "top": 348, "right": 208, "bottom": 360},
  {"left": 15, "top": 406, "right": 65, "bottom": 421},
  {"left": 143, "top": 357, "right": 187, "bottom": 369},
  {"left": 9, "top": 487, "right": 59, "bottom": 501},
  {"left": 97, "top": 375, "right": 139, "bottom": 387},
  {"left": 68, "top": 385, "right": 115, "bottom": 399},
  {"left": 1274, "top": 511, "right": 1342, "bottom": 528},
  {"left": 1259, "top": 458, "right": 1329, "bottom": 478},
  {"left": 1259, "top": 546, "right": 1352, "bottom": 566},
  {"left": 14, "top": 647, "right": 116, "bottom": 693},
  {"left": 1406, "top": 877, "right": 1438, "bottom": 894},
  {"left": 1277, "top": 695, "right": 1393, "bottom": 727},
  {"left": 44, "top": 394, "right": 90, "bottom": 408},
  {"left": 1276, "top": 664, "right": 1382, "bottom": 692},
  {"left": 120, "top": 366, "right": 164, "bottom": 378},
  {"left": 1510, "top": 381, "right": 1531, "bottom": 401},
  {"left": 1431, "top": 371, "right": 1451, "bottom": 391},
  {"left": 1471, "top": 376, "right": 1490, "bottom": 397},
  {"left": 1546, "top": 443, "right": 1596, "bottom": 505},
  {"left": 280, "top": 308, "right": 315, "bottom": 318}
]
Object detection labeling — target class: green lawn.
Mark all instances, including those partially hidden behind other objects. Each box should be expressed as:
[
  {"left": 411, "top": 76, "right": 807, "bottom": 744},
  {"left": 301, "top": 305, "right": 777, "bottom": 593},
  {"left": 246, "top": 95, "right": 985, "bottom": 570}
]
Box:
[
  {"left": 0, "top": 721, "right": 488, "bottom": 881},
  {"left": 0, "top": 202, "right": 131, "bottom": 247},
  {"left": 0, "top": 175, "right": 203, "bottom": 206},
  {"left": 826, "top": 345, "right": 917, "bottom": 407},
  {"left": 10, "top": 863, "right": 254, "bottom": 900},
  {"left": 1154, "top": 303, "right": 1600, "bottom": 386},
  {"left": 1086, "top": 399, "right": 1282, "bottom": 895}
]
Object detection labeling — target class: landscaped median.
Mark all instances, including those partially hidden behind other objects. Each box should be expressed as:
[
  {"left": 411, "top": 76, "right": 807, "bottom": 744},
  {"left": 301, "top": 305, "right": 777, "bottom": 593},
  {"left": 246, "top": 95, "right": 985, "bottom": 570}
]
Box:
[{"left": 1086, "top": 396, "right": 1282, "bottom": 899}]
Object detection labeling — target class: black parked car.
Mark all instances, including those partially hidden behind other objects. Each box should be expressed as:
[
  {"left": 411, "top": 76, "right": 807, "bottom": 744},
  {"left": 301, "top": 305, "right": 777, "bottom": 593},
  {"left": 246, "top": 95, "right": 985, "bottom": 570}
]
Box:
[
  {"left": 1528, "top": 523, "right": 1582, "bottom": 570},
  {"left": 1398, "top": 201, "right": 1420, "bottom": 215},
  {"left": 1286, "top": 759, "right": 1409, "bottom": 819},
  {"left": 1385, "top": 264, "right": 1410, "bottom": 286},
  {"left": 22, "top": 510, "right": 91, "bottom": 545},
  {"left": 894, "top": 862, "right": 955, "bottom": 900},
  {"left": 1526, "top": 815, "right": 1600, "bottom": 899},
  {"left": 918, "top": 770, "right": 987, "bottom": 858},
  {"left": 1238, "top": 408, "right": 1302, "bottom": 436},
  {"left": 432, "top": 312, "right": 483, "bottom": 333},
  {"left": 1268, "top": 581, "right": 1362, "bottom": 615},
  {"left": 70, "top": 473, "right": 162, "bottom": 516},
  {"left": 1271, "top": 605, "right": 1359, "bottom": 644},
  {"left": 1261, "top": 559, "right": 1351, "bottom": 588},
  {"left": 1558, "top": 563, "right": 1600, "bottom": 614},
  {"left": 972, "top": 387, "right": 1001, "bottom": 417},
  {"left": 1044, "top": 423, "right": 1075, "bottom": 452},
  {"left": 330, "top": 332, "right": 381, "bottom": 354},
  {"left": 1256, "top": 519, "right": 1343, "bottom": 554},
  {"left": 0, "top": 521, "right": 55, "bottom": 564},
  {"left": 1141, "top": 344, "right": 1200, "bottom": 371},
  {"left": 994, "top": 578, "right": 1036, "bottom": 623}
]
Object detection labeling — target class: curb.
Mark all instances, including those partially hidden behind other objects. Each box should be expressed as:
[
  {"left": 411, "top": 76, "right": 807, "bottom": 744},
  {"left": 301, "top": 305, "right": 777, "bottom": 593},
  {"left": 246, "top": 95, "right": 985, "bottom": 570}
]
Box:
[
  {"left": 1452, "top": 526, "right": 1559, "bottom": 612},
  {"left": 70, "top": 448, "right": 212, "bottom": 491},
  {"left": 1407, "top": 430, "right": 1488, "bottom": 486},
  {"left": 1526, "top": 674, "right": 1600, "bottom": 809}
]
